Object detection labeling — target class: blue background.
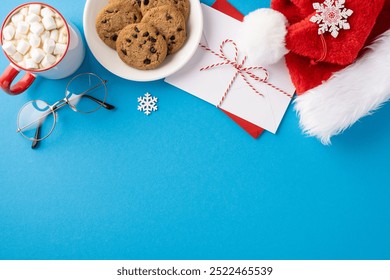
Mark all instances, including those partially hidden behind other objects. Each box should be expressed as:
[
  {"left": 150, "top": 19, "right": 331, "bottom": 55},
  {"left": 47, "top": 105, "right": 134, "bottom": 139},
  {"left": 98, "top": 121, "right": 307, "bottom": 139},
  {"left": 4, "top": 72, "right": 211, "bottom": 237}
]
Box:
[{"left": 1, "top": 0, "right": 389, "bottom": 260}]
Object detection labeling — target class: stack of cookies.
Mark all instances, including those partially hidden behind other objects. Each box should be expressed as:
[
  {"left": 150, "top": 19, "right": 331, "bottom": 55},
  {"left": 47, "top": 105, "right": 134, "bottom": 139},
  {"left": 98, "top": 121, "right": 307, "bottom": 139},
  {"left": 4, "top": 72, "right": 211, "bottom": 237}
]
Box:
[{"left": 95, "top": 0, "right": 190, "bottom": 70}]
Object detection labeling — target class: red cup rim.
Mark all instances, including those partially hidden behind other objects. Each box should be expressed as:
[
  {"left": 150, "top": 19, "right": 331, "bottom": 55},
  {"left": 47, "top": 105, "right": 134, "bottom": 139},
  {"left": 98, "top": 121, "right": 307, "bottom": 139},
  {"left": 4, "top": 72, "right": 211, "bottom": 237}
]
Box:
[{"left": 0, "top": 2, "right": 70, "bottom": 73}]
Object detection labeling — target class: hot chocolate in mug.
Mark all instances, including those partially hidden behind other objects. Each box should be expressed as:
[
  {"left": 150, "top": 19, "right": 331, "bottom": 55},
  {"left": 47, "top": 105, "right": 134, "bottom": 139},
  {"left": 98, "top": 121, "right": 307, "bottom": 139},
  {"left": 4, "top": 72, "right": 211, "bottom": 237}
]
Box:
[{"left": 0, "top": 2, "right": 85, "bottom": 95}]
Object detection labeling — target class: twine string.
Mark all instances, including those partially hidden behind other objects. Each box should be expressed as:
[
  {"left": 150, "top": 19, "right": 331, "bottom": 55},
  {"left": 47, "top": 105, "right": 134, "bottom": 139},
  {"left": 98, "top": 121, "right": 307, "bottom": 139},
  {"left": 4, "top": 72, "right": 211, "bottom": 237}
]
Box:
[
  {"left": 310, "top": 33, "right": 328, "bottom": 65},
  {"left": 199, "top": 39, "right": 292, "bottom": 108}
]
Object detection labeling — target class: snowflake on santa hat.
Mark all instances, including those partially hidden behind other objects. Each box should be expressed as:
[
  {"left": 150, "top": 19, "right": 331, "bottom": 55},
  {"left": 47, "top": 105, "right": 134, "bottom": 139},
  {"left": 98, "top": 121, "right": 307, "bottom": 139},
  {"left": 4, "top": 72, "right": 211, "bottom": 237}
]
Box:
[{"left": 310, "top": 0, "right": 353, "bottom": 38}]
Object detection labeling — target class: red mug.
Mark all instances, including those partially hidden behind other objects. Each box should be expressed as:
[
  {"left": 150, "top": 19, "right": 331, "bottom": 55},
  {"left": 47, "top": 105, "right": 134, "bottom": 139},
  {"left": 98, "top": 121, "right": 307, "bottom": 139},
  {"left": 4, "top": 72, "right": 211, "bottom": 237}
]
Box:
[{"left": 0, "top": 2, "right": 85, "bottom": 95}]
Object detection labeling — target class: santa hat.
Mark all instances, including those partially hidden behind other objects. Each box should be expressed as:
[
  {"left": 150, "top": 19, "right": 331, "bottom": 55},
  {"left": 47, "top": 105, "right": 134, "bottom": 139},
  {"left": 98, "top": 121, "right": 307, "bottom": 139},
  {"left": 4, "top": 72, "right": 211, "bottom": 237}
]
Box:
[{"left": 241, "top": 0, "right": 390, "bottom": 144}]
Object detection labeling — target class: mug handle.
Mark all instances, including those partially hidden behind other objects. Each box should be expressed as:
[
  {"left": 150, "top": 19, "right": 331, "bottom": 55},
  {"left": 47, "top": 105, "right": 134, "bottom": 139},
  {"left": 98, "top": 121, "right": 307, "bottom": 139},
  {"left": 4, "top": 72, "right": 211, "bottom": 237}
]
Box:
[{"left": 0, "top": 64, "right": 36, "bottom": 95}]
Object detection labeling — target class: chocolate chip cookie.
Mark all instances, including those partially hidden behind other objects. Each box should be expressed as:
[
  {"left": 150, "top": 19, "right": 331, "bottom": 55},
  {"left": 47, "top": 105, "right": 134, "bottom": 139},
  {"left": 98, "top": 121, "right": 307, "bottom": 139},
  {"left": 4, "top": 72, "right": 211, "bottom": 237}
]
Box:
[
  {"left": 96, "top": 2, "right": 142, "bottom": 49},
  {"left": 116, "top": 23, "right": 168, "bottom": 70},
  {"left": 108, "top": 0, "right": 141, "bottom": 10},
  {"left": 141, "top": 5, "right": 186, "bottom": 54},
  {"left": 141, "top": 0, "right": 190, "bottom": 21}
]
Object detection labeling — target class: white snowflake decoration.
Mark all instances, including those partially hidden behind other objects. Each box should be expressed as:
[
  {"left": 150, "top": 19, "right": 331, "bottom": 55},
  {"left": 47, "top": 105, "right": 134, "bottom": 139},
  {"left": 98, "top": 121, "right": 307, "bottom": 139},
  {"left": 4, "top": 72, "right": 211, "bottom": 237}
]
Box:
[
  {"left": 138, "top": 92, "right": 158, "bottom": 115},
  {"left": 310, "top": 0, "right": 353, "bottom": 38}
]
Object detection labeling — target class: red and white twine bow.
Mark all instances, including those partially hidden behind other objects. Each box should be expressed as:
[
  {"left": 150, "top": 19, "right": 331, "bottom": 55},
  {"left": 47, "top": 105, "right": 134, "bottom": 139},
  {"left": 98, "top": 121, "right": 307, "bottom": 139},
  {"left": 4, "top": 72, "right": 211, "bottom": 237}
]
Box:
[{"left": 199, "top": 39, "right": 292, "bottom": 108}]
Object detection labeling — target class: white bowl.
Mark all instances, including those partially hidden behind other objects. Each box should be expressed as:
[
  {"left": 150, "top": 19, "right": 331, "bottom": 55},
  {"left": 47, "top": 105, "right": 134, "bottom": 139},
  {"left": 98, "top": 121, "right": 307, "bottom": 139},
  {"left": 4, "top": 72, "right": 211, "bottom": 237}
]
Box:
[{"left": 83, "top": 0, "right": 203, "bottom": 82}]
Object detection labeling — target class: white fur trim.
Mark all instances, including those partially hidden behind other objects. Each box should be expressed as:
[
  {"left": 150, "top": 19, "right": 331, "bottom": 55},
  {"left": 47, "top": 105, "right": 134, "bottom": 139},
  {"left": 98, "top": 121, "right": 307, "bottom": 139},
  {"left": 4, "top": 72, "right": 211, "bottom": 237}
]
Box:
[
  {"left": 294, "top": 29, "right": 390, "bottom": 144},
  {"left": 241, "top": 9, "right": 289, "bottom": 66}
]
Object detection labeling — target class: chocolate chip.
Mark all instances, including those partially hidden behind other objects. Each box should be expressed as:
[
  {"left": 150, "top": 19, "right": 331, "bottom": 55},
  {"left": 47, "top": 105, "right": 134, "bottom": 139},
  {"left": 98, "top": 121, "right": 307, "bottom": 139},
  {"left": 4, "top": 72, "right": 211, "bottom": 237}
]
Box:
[
  {"left": 166, "top": 14, "right": 173, "bottom": 20},
  {"left": 143, "top": 32, "right": 149, "bottom": 37},
  {"left": 177, "top": 27, "right": 183, "bottom": 32},
  {"left": 135, "top": 27, "right": 140, "bottom": 33},
  {"left": 162, "top": 35, "right": 166, "bottom": 40},
  {"left": 143, "top": 0, "right": 149, "bottom": 5},
  {"left": 121, "top": 49, "right": 127, "bottom": 55},
  {"left": 136, "top": 0, "right": 141, "bottom": 6},
  {"left": 111, "top": 34, "right": 118, "bottom": 41},
  {"left": 170, "top": 35, "right": 175, "bottom": 41},
  {"left": 143, "top": 40, "right": 147, "bottom": 44},
  {"left": 150, "top": 47, "right": 156, "bottom": 53},
  {"left": 144, "top": 58, "right": 151, "bottom": 64},
  {"left": 150, "top": 37, "right": 157, "bottom": 43},
  {"left": 134, "top": 15, "right": 138, "bottom": 21},
  {"left": 126, "top": 38, "right": 132, "bottom": 43},
  {"left": 156, "top": 31, "right": 160, "bottom": 36},
  {"left": 101, "top": 19, "right": 108, "bottom": 24},
  {"left": 168, "top": 42, "right": 175, "bottom": 50},
  {"left": 132, "top": 34, "right": 138, "bottom": 38}
]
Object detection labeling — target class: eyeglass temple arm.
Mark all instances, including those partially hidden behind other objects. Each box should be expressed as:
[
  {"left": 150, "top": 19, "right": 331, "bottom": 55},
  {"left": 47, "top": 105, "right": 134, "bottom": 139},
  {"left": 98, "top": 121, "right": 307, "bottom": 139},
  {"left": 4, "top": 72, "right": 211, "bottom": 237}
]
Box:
[
  {"left": 31, "top": 120, "right": 42, "bottom": 149},
  {"left": 82, "top": 94, "right": 115, "bottom": 110}
]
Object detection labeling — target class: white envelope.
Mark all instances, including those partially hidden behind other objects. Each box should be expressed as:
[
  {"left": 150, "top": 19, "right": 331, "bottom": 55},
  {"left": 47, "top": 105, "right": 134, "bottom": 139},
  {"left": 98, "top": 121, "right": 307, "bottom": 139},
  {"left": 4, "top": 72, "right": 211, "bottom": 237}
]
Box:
[{"left": 165, "top": 4, "right": 295, "bottom": 134}]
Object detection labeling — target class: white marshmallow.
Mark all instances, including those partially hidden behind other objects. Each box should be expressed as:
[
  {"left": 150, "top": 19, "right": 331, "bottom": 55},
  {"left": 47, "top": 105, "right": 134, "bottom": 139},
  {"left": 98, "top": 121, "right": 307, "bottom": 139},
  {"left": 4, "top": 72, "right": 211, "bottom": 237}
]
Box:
[
  {"left": 25, "top": 14, "right": 40, "bottom": 24},
  {"left": 25, "top": 58, "right": 38, "bottom": 69},
  {"left": 41, "top": 30, "right": 50, "bottom": 41},
  {"left": 28, "top": 34, "right": 41, "bottom": 48},
  {"left": 16, "top": 39, "right": 30, "bottom": 55},
  {"left": 60, "top": 26, "right": 67, "bottom": 34},
  {"left": 11, "top": 13, "right": 24, "bottom": 25},
  {"left": 42, "top": 16, "right": 56, "bottom": 31},
  {"left": 55, "top": 17, "right": 64, "bottom": 29},
  {"left": 58, "top": 30, "right": 68, "bottom": 44},
  {"left": 41, "top": 53, "right": 56, "bottom": 68},
  {"left": 30, "top": 48, "right": 45, "bottom": 63},
  {"left": 6, "top": 22, "right": 16, "bottom": 28},
  {"left": 50, "top": 29, "right": 59, "bottom": 41},
  {"left": 30, "top": 22, "right": 44, "bottom": 35},
  {"left": 2, "top": 25, "right": 15, "bottom": 40},
  {"left": 41, "top": 7, "right": 54, "bottom": 18},
  {"left": 11, "top": 52, "right": 23, "bottom": 63},
  {"left": 14, "top": 33, "right": 27, "bottom": 40},
  {"left": 28, "top": 4, "right": 41, "bottom": 15},
  {"left": 53, "top": 43, "right": 67, "bottom": 56},
  {"left": 2, "top": 41, "right": 17, "bottom": 55},
  {"left": 20, "top": 7, "right": 28, "bottom": 16},
  {"left": 16, "top": 21, "right": 30, "bottom": 35},
  {"left": 43, "top": 38, "right": 55, "bottom": 53},
  {"left": 18, "top": 60, "right": 25, "bottom": 68}
]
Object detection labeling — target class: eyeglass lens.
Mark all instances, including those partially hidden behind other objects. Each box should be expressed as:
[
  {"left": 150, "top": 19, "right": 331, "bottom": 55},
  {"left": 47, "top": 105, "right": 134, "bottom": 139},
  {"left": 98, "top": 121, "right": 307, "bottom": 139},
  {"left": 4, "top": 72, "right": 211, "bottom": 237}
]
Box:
[
  {"left": 65, "top": 73, "right": 107, "bottom": 114},
  {"left": 17, "top": 100, "right": 56, "bottom": 141}
]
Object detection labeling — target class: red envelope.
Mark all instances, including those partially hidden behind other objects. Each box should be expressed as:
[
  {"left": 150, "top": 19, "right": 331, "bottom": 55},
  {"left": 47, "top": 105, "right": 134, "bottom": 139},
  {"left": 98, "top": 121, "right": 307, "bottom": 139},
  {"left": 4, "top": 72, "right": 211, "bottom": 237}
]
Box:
[{"left": 211, "top": 0, "right": 265, "bottom": 139}]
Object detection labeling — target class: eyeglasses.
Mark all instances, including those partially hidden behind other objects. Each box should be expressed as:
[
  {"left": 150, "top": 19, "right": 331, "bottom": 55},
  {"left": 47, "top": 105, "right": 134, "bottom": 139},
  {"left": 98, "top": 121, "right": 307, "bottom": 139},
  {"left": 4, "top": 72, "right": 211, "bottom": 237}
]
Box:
[{"left": 17, "top": 73, "right": 115, "bottom": 149}]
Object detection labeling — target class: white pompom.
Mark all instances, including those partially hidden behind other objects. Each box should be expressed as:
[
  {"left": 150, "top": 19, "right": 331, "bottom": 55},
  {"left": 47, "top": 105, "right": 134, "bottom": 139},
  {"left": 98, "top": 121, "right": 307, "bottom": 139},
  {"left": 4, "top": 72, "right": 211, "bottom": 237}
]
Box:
[{"left": 241, "top": 8, "right": 289, "bottom": 66}]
